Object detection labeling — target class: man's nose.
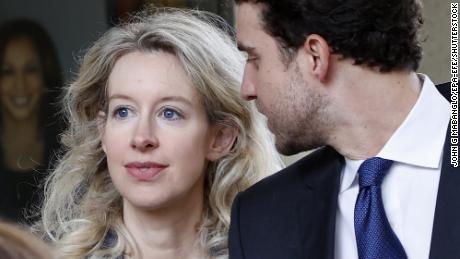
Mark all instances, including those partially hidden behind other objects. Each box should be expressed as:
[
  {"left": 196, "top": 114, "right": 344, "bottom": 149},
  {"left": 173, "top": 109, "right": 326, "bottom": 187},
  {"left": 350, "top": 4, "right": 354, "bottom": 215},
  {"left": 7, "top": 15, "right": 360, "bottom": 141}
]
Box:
[{"left": 240, "top": 66, "right": 257, "bottom": 101}]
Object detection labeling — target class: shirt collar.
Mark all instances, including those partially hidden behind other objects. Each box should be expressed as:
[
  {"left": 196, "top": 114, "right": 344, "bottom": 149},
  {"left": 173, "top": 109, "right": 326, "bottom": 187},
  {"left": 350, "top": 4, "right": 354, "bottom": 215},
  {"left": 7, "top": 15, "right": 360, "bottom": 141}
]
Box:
[
  {"left": 377, "top": 74, "right": 450, "bottom": 168},
  {"left": 339, "top": 74, "right": 450, "bottom": 193}
]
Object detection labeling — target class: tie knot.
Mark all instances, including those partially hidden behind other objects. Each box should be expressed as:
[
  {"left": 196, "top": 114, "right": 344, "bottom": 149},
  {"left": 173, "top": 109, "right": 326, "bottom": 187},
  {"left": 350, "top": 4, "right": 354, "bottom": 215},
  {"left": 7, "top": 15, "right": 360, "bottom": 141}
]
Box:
[{"left": 358, "top": 157, "right": 393, "bottom": 188}]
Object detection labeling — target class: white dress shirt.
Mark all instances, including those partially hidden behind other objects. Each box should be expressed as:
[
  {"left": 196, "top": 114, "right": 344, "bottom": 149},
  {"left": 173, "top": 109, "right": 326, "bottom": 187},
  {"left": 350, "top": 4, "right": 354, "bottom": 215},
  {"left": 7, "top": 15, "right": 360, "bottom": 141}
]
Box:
[{"left": 334, "top": 75, "right": 451, "bottom": 259}]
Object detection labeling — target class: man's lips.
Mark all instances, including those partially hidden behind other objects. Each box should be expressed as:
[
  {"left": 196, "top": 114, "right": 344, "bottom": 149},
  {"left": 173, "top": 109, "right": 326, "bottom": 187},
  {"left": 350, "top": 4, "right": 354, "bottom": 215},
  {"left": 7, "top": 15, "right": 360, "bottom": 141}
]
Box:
[{"left": 125, "top": 162, "right": 167, "bottom": 181}]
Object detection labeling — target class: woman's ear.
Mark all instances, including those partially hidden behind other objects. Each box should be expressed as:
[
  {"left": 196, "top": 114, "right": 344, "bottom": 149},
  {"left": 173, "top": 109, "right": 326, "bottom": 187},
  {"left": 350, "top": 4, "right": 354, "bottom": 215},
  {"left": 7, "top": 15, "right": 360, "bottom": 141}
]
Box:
[
  {"left": 206, "top": 123, "right": 238, "bottom": 161},
  {"left": 97, "top": 111, "right": 107, "bottom": 153}
]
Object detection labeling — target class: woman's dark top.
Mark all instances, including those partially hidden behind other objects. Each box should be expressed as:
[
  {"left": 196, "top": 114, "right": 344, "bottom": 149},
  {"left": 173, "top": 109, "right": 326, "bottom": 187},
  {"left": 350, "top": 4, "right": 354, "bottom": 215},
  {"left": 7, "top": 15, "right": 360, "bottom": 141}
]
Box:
[{"left": 0, "top": 133, "right": 60, "bottom": 224}]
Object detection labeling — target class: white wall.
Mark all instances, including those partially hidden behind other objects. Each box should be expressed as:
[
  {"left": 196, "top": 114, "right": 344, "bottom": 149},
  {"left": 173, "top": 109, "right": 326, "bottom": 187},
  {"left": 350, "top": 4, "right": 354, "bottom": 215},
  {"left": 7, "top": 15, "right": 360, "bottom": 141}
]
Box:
[{"left": 418, "top": 0, "right": 451, "bottom": 84}]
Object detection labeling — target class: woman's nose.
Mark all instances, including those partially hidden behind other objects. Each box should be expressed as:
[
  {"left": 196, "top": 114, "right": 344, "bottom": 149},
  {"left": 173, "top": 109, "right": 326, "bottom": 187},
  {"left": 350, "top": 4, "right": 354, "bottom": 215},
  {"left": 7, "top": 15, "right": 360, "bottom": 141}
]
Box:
[
  {"left": 15, "top": 72, "right": 27, "bottom": 91},
  {"left": 130, "top": 118, "right": 159, "bottom": 152}
]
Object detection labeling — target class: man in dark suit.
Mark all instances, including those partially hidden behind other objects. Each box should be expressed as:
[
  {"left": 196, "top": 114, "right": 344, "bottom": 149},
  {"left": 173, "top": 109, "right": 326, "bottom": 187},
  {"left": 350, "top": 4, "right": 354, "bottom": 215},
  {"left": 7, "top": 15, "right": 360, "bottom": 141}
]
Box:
[{"left": 230, "top": 0, "right": 457, "bottom": 258}]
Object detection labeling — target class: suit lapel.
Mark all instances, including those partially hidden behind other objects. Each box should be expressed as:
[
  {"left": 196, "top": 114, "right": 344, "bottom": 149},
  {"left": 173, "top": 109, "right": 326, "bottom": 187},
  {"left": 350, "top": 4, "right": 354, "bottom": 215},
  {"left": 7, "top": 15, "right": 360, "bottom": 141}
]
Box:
[
  {"left": 298, "top": 147, "right": 344, "bottom": 259},
  {"left": 429, "top": 122, "right": 460, "bottom": 259}
]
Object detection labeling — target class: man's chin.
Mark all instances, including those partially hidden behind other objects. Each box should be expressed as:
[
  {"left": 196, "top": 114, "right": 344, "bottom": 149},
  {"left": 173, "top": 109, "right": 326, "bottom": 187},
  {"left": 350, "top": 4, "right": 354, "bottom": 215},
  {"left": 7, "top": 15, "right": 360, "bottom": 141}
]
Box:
[
  {"left": 275, "top": 139, "right": 322, "bottom": 156},
  {"left": 275, "top": 141, "right": 302, "bottom": 156}
]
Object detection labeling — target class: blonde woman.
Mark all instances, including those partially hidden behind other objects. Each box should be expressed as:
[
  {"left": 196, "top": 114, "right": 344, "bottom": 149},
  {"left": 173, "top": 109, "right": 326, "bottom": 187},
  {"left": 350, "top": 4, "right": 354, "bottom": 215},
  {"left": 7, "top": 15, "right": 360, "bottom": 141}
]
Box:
[{"left": 35, "top": 9, "right": 283, "bottom": 259}]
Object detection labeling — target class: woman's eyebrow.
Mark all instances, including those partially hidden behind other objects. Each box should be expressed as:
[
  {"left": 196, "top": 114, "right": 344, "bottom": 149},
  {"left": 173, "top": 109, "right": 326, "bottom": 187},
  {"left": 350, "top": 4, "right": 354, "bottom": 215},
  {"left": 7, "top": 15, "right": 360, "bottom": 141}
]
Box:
[{"left": 108, "top": 94, "right": 193, "bottom": 107}]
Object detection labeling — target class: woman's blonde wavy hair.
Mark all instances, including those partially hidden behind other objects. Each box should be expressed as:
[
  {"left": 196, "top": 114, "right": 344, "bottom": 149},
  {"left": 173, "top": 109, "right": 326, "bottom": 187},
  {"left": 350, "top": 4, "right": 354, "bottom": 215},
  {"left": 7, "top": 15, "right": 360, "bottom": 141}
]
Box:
[{"left": 35, "top": 8, "right": 283, "bottom": 259}]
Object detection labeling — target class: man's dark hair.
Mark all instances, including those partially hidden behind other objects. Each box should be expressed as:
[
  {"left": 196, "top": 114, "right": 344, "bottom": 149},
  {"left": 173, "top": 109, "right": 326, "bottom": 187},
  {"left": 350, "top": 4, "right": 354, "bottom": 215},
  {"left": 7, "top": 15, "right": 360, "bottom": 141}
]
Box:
[{"left": 235, "top": 0, "right": 424, "bottom": 72}]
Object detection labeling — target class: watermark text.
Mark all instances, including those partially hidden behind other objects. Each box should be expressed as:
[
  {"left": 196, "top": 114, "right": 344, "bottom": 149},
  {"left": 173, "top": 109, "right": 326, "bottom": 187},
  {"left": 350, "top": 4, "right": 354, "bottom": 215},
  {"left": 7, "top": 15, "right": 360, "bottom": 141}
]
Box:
[{"left": 451, "top": 3, "right": 458, "bottom": 167}]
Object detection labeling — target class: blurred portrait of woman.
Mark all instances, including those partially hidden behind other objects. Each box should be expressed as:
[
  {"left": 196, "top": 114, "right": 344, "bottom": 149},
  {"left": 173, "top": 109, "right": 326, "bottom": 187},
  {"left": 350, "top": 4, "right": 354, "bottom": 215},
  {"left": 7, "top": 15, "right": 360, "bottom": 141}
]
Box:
[{"left": 0, "top": 19, "right": 63, "bottom": 223}]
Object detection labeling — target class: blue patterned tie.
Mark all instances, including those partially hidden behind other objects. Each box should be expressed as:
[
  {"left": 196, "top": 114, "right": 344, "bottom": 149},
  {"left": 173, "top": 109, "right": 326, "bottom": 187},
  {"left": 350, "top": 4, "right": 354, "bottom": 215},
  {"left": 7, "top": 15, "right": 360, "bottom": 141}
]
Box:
[{"left": 354, "top": 157, "right": 407, "bottom": 259}]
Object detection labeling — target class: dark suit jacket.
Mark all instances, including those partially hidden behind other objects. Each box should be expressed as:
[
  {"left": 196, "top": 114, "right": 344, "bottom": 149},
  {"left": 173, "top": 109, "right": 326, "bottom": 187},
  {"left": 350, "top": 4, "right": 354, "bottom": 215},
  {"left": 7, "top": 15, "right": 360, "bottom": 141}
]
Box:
[{"left": 229, "top": 82, "right": 459, "bottom": 259}]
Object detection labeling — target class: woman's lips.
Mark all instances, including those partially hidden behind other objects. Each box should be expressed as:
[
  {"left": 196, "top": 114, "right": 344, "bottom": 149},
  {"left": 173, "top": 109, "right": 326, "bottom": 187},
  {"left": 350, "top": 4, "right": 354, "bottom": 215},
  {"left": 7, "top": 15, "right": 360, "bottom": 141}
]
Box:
[
  {"left": 9, "top": 95, "right": 31, "bottom": 107},
  {"left": 125, "top": 162, "right": 167, "bottom": 181}
]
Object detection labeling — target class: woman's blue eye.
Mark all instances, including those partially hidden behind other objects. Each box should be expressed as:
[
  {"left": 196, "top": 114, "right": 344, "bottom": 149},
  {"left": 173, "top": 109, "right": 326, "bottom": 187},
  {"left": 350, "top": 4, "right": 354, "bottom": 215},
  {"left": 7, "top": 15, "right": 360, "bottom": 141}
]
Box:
[
  {"left": 162, "top": 108, "right": 180, "bottom": 120},
  {"left": 115, "top": 107, "right": 129, "bottom": 118},
  {"left": 0, "top": 68, "right": 13, "bottom": 77}
]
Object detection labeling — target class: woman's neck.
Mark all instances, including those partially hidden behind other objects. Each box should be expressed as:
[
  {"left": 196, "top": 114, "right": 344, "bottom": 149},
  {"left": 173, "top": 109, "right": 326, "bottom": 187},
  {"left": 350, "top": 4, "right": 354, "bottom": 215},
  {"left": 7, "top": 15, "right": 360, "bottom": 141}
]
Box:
[
  {"left": 1, "top": 109, "right": 44, "bottom": 171},
  {"left": 122, "top": 183, "right": 206, "bottom": 259}
]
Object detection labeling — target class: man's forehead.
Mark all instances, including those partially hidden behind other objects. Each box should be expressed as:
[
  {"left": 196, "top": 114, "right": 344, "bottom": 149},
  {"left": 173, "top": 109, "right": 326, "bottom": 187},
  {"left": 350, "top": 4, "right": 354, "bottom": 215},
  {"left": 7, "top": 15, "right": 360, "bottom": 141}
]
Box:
[
  {"left": 235, "top": 3, "right": 266, "bottom": 49},
  {"left": 236, "top": 2, "right": 264, "bottom": 31}
]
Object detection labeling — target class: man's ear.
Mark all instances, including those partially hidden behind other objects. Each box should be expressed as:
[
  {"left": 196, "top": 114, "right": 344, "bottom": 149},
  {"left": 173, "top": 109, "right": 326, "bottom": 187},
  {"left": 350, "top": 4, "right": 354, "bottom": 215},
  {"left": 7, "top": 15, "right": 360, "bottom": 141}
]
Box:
[
  {"left": 206, "top": 123, "right": 238, "bottom": 162},
  {"left": 298, "top": 34, "right": 331, "bottom": 82},
  {"left": 97, "top": 111, "right": 107, "bottom": 153}
]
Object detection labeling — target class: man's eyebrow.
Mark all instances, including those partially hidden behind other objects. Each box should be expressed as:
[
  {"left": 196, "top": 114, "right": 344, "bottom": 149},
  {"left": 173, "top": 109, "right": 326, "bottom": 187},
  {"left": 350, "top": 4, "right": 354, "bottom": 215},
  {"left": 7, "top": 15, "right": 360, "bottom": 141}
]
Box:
[{"left": 237, "top": 42, "right": 255, "bottom": 53}]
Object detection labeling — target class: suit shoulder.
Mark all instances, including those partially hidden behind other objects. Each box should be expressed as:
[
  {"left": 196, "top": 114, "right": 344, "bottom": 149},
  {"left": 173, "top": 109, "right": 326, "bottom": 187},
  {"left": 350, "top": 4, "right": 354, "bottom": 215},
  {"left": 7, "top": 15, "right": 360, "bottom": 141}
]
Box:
[
  {"left": 240, "top": 146, "right": 342, "bottom": 201},
  {"left": 436, "top": 82, "right": 451, "bottom": 100}
]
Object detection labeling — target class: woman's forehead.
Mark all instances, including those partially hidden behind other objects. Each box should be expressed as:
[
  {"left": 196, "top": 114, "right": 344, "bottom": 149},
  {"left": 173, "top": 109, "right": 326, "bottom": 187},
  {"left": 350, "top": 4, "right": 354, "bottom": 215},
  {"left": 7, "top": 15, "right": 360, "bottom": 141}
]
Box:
[{"left": 106, "top": 51, "right": 202, "bottom": 106}]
